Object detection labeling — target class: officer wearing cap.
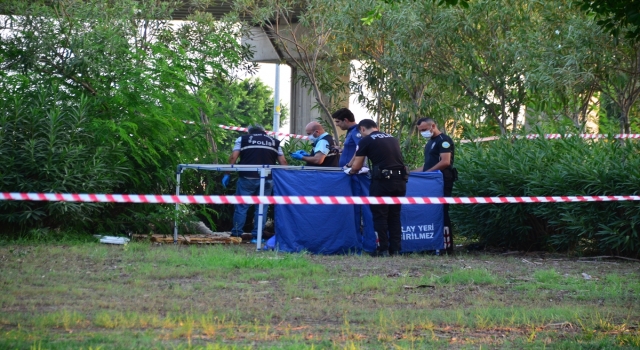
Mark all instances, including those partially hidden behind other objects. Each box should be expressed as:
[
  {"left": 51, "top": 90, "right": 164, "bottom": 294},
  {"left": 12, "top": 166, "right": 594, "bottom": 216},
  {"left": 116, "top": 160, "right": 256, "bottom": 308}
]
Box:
[
  {"left": 346, "top": 119, "right": 407, "bottom": 257},
  {"left": 223, "top": 125, "right": 287, "bottom": 242},
  {"left": 415, "top": 117, "right": 456, "bottom": 253}
]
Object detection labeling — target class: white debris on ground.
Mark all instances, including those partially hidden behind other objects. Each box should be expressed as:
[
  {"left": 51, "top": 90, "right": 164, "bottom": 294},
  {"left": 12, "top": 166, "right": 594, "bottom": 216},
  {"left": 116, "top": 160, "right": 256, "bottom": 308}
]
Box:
[{"left": 94, "top": 235, "right": 130, "bottom": 245}]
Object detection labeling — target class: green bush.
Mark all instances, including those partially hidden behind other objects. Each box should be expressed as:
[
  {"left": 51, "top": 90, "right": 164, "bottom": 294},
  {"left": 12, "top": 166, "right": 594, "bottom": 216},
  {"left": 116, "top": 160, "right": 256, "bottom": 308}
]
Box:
[
  {"left": 0, "top": 84, "right": 125, "bottom": 231},
  {"left": 0, "top": 0, "right": 285, "bottom": 236},
  {"left": 451, "top": 135, "right": 640, "bottom": 257}
]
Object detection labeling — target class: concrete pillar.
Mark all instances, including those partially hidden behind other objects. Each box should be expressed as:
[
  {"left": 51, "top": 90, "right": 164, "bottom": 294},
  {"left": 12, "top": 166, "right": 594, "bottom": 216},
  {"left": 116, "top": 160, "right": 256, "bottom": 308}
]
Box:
[
  {"left": 289, "top": 66, "right": 323, "bottom": 135},
  {"left": 289, "top": 66, "right": 351, "bottom": 137}
]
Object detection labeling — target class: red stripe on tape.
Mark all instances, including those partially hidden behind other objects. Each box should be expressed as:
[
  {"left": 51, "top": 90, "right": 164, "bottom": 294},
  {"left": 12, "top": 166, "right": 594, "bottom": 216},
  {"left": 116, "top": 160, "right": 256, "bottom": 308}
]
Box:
[
  {"left": 2, "top": 193, "right": 640, "bottom": 205},
  {"left": 218, "top": 124, "right": 310, "bottom": 140}
]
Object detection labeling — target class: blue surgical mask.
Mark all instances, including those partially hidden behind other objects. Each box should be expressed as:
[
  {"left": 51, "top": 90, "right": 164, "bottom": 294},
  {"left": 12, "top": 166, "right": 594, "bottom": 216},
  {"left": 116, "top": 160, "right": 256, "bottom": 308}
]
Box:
[{"left": 307, "top": 132, "right": 317, "bottom": 142}]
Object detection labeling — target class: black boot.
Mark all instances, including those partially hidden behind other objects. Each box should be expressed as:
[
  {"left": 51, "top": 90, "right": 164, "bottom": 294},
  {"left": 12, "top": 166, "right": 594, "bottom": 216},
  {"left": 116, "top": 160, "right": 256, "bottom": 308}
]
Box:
[{"left": 370, "top": 250, "right": 390, "bottom": 257}]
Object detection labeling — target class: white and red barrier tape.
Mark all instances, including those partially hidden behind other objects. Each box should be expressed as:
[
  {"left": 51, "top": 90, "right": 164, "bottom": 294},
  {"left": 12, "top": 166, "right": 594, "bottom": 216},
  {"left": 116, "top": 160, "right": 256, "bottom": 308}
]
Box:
[
  {"left": 181, "top": 122, "right": 640, "bottom": 142},
  {"left": 1, "top": 193, "right": 639, "bottom": 205},
  {"left": 524, "top": 133, "right": 640, "bottom": 139},
  {"left": 461, "top": 134, "right": 640, "bottom": 143},
  {"left": 182, "top": 121, "right": 308, "bottom": 139},
  {"left": 183, "top": 121, "right": 307, "bottom": 139},
  {"left": 217, "top": 125, "right": 309, "bottom": 139}
]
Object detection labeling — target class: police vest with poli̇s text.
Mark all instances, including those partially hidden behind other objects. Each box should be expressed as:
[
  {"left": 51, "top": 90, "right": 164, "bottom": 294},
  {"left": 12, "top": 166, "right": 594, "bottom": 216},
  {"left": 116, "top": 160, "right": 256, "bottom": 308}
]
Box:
[{"left": 239, "top": 132, "right": 280, "bottom": 178}]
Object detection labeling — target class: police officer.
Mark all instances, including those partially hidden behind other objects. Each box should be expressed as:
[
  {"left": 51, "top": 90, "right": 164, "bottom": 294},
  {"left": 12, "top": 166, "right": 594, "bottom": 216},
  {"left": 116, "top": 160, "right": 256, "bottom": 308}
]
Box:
[
  {"left": 332, "top": 108, "right": 361, "bottom": 167},
  {"left": 346, "top": 119, "right": 407, "bottom": 257},
  {"left": 223, "top": 125, "right": 287, "bottom": 242},
  {"left": 291, "top": 121, "right": 339, "bottom": 167},
  {"left": 415, "top": 117, "right": 456, "bottom": 253}
]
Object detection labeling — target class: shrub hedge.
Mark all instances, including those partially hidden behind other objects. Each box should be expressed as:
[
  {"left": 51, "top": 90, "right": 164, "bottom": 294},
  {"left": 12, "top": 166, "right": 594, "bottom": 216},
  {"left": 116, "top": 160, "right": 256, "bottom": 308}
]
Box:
[
  {"left": 0, "top": 85, "right": 125, "bottom": 231},
  {"left": 451, "top": 135, "right": 640, "bottom": 257}
]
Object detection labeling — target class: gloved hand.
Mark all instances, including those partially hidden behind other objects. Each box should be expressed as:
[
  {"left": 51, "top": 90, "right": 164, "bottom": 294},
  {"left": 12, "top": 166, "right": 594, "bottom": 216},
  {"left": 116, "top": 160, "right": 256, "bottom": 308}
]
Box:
[
  {"left": 221, "top": 174, "right": 230, "bottom": 188},
  {"left": 290, "top": 150, "right": 308, "bottom": 160},
  {"left": 292, "top": 150, "right": 310, "bottom": 156},
  {"left": 344, "top": 166, "right": 370, "bottom": 175}
]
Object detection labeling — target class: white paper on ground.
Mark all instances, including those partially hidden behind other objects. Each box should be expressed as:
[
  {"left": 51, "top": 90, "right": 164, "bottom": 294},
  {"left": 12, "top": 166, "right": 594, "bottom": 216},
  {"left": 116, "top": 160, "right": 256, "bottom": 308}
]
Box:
[{"left": 98, "top": 236, "right": 130, "bottom": 245}]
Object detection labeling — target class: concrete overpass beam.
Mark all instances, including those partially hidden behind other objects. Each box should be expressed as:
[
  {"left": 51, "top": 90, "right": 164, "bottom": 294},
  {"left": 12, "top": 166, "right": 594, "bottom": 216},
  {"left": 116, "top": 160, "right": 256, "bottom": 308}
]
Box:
[{"left": 242, "top": 26, "right": 350, "bottom": 137}]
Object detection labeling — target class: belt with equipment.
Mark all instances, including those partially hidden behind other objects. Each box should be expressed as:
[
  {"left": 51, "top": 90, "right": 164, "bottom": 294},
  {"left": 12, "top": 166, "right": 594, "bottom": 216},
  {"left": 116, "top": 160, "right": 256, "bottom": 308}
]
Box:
[{"left": 373, "top": 167, "right": 407, "bottom": 180}]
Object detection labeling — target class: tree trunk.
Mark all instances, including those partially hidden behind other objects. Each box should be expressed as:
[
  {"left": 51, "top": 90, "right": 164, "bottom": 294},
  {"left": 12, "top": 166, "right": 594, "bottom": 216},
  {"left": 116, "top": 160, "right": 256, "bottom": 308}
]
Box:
[
  {"left": 199, "top": 109, "right": 218, "bottom": 163},
  {"left": 619, "top": 105, "right": 631, "bottom": 134}
]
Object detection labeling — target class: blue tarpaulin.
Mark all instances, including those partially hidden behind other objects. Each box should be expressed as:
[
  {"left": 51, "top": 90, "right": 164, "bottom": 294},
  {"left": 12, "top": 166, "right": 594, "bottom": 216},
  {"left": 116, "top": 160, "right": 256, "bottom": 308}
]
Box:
[
  {"left": 272, "top": 170, "right": 361, "bottom": 254},
  {"left": 400, "top": 172, "right": 444, "bottom": 252},
  {"left": 272, "top": 169, "right": 444, "bottom": 254}
]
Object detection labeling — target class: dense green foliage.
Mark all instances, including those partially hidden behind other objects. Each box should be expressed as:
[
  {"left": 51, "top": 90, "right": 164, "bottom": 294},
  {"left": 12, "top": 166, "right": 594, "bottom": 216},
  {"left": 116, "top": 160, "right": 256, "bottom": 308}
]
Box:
[
  {"left": 0, "top": 79, "right": 125, "bottom": 229},
  {"left": 578, "top": 0, "right": 640, "bottom": 41},
  {"left": 237, "top": 0, "right": 639, "bottom": 137},
  {"left": 0, "top": 0, "right": 282, "bottom": 234},
  {"left": 451, "top": 136, "right": 640, "bottom": 257},
  {"left": 363, "top": 0, "right": 640, "bottom": 43}
]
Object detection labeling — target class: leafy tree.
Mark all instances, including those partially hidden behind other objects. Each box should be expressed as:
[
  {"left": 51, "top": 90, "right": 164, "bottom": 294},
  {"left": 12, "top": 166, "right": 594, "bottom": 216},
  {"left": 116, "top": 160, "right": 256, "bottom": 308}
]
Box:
[
  {"left": 327, "top": 0, "right": 547, "bottom": 137},
  {"left": 518, "top": 0, "right": 605, "bottom": 132},
  {"left": 360, "top": 0, "right": 469, "bottom": 26},
  {"left": 504, "top": 0, "right": 639, "bottom": 134},
  {"left": 232, "top": 0, "right": 349, "bottom": 138},
  {"left": 595, "top": 42, "right": 640, "bottom": 134},
  {"left": 327, "top": 0, "right": 640, "bottom": 138},
  {"left": 212, "top": 78, "right": 289, "bottom": 160},
  {"left": 361, "top": 0, "right": 640, "bottom": 43},
  {"left": 578, "top": 0, "right": 640, "bottom": 42},
  {"left": 0, "top": 0, "right": 257, "bottom": 232},
  {"left": 325, "top": 0, "right": 462, "bottom": 140}
]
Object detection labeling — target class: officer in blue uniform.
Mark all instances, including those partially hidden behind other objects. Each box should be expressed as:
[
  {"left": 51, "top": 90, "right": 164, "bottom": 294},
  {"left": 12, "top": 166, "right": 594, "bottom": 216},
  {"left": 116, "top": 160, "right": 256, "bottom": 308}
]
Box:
[
  {"left": 291, "top": 121, "right": 339, "bottom": 167},
  {"left": 415, "top": 117, "right": 456, "bottom": 253},
  {"left": 331, "top": 108, "right": 361, "bottom": 167},
  {"left": 223, "top": 125, "right": 287, "bottom": 242},
  {"left": 346, "top": 119, "right": 407, "bottom": 257}
]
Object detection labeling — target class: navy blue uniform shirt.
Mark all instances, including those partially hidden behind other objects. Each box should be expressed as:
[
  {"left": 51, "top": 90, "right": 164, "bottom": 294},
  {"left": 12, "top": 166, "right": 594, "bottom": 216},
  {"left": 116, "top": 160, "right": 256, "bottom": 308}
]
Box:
[{"left": 423, "top": 133, "right": 455, "bottom": 172}]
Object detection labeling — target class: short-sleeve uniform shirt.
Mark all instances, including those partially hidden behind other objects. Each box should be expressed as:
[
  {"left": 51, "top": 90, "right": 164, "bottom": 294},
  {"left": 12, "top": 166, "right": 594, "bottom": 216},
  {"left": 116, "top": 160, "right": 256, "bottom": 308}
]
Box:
[
  {"left": 312, "top": 132, "right": 331, "bottom": 155},
  {"left": 423, "top": 133, "right": 454, "bottom": 171},
  {"left": 339, "top": 125, "right": 361, "bottom": 167},
  {"left": 355, "top": 131, "right": 404, "bottom": 170}
]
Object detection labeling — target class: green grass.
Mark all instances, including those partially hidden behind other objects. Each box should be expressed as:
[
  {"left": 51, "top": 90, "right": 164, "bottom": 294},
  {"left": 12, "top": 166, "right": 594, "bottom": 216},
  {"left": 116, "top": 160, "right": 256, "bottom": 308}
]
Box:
[
  {"left": 0, "top": 241, "right": 639, "bottom": 349},
  {"left": 438, "top": 267, "right": 500, "bottom": 285}
]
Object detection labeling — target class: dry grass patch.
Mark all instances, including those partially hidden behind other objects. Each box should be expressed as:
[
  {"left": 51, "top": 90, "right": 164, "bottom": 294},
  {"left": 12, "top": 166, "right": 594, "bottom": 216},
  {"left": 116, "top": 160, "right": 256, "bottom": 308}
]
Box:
[{"left": 0, "top": 243, "right": 639, "bottom": 349}]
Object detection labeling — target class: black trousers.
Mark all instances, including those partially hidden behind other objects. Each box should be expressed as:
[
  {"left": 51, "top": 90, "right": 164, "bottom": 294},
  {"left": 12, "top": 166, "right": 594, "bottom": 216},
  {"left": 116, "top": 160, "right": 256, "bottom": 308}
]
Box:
[
  {"left": 369, "top": 178, "right": 407, "bottom": 253},
  {"left": 443, "top": 172, "right": 454, "bottom": 251}
]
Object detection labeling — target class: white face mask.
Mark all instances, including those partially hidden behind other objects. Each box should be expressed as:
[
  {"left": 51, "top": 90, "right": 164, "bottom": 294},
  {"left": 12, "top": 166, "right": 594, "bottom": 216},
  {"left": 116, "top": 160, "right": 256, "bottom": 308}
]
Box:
[
  {"left": 307, "top": 132, "right": 317, "bottom": 142},
  {"left": 421, "top": 130, "right": 433, "bottom": 138}
]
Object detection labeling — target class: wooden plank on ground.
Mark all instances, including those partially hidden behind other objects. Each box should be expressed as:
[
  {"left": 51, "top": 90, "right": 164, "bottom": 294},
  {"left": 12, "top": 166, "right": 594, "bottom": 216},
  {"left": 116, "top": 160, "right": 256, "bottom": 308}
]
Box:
[{"left": 137, "top": 234, "right": 242, "bottom": 245}]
